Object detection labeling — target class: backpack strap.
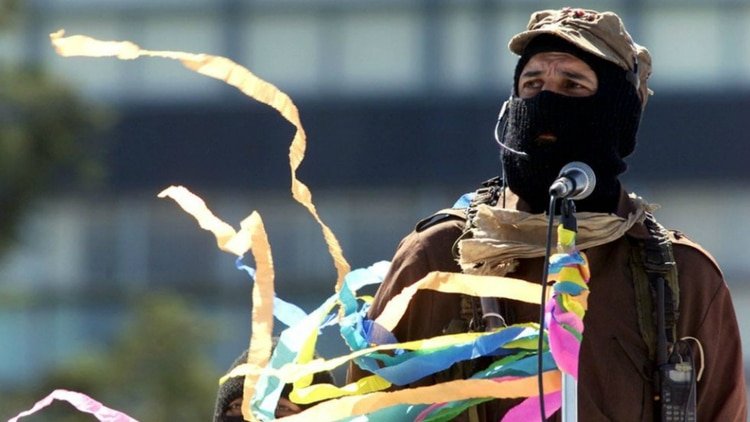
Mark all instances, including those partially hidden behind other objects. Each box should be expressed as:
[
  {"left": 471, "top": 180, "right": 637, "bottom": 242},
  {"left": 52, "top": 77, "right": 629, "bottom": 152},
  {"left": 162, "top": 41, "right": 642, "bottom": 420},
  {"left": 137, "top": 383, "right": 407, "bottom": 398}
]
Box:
[
  {"left": 414, "top": 208, "right": 467, "bottom": 232},
  {"left": 456, "top": 177, "right": 507, "bottom": 332},
  {"left": 411, "top": 177, "right": 505, "bottom": 334},
  {"left": 628, "top": 212, "right": 680, "bottom": 363},
  {"left": 420, "top": 177, "right": 504, "bottom": 336},
  {"left": 430, "top": 178, "right": 505, "bottom": 422}
]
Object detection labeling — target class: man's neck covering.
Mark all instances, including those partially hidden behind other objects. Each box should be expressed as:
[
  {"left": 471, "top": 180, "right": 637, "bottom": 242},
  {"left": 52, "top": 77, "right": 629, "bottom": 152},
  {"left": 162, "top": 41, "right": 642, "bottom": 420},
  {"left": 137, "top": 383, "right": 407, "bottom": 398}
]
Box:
[{"left": 459, "top": 192, "right": 654, "bottom": 275}]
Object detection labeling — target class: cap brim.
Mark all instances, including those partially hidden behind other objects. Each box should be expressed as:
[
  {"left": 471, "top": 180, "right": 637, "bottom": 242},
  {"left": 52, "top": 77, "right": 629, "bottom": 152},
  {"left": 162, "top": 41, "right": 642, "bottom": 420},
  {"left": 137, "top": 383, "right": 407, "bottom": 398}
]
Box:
[{"left": 509, "top": 29, "right": 615, "bottom": 66}]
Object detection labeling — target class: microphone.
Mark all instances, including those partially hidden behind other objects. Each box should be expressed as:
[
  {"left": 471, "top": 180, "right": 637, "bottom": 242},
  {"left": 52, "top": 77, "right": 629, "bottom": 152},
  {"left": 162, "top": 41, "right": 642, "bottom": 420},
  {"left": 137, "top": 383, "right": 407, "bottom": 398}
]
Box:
[{"left": 549, "top": 161, "right": 596, "bottom": 200}]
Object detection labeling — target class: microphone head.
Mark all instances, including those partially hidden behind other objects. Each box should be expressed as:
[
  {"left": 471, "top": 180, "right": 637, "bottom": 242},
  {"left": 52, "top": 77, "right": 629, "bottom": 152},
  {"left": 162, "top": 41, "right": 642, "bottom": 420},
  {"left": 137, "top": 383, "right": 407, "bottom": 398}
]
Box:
[{"left": 558, "top": 161, "right": 596, "bottom": 200}]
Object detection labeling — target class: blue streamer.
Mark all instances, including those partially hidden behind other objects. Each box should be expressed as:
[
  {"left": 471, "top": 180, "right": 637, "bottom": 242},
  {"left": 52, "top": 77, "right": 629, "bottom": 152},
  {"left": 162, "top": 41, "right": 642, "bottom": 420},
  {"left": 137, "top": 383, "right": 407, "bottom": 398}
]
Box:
[
  {"left": 252, "top": 261, "right": 390, "bottom": 417},
  {"left": 348, "top": 326, "right": 538, "bottom": 386},
  {"left": 235, "top": 256, "right": 308, "bottom": 327}
]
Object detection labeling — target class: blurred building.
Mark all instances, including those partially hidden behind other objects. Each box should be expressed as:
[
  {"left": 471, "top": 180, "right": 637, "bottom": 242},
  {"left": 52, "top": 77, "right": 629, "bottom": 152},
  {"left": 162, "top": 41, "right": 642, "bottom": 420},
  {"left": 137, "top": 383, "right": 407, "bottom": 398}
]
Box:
[{"left": 1, "top": 0, "right": 749, "bottom": 393}]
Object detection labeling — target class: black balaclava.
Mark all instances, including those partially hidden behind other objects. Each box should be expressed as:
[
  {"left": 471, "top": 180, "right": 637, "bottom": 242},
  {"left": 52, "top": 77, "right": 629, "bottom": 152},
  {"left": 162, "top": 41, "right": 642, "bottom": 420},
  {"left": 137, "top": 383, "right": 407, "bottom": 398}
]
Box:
[
  {"left": 214, "top": 350, "right": 249, "bottom": 422},
  {"left": 501, "top": 35, "right": 642, "bottom": 214}
]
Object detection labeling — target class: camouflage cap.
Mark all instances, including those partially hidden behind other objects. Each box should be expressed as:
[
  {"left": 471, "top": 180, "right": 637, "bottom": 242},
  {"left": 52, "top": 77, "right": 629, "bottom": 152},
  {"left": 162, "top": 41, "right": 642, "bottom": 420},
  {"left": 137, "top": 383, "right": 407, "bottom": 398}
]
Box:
[{"left": 509, "top": 8, "right": 652, "bottom": 107}]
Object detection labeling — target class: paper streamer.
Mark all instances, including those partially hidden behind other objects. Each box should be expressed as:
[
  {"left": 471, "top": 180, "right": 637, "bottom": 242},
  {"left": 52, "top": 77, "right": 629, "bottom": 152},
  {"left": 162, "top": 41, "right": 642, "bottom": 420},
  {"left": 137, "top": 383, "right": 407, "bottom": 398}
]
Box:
[
  {"left": 217, "top": 247, "right": 553, "bottom": 417},
  {"left": 223, "top": 253, "right": 549, "bottom": 409},
  {"left": 156, "top": 186, "right": 251, "bottom": 256},
  {"left": 413, "top": 352, "right": 558, "bottom": 421},
  {"left": 546, "top": 225, "right": 590, "bottom": 379},
  {"left": 224, "top": 324, "right": 539, "bottom": 395},
  {"left": 239, "top": 212, "right": 275, "bottom": 422},
  {"left": 157, "top": 186, "right": 275, "bottom": 422},
  {"left": 213, "top": 250, "right": 548, "bottom": 413},
  {"left": 501, "top": 391, "right": 562, "bottom": 422},
  {"left": 8, "top": 389, "right": 138, "bottom": 422},
  {"left": 49, "top": 29, "right": 351, "bottom": 289},
  {"left": 374, "top": 271, "right": 542, "bottom": 332},
  {"left": 236, "top": 258, "right": 308, "bottom": 328},
  {"left": 280, "top": 372, "right": 561, "bottom": 422}
]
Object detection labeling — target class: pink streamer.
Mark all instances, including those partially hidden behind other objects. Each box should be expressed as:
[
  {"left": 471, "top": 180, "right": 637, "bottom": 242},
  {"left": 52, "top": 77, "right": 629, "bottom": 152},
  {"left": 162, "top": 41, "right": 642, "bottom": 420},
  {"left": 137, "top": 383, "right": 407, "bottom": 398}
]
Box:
[
  {"left": 552, "top": 308, "right": 584, "bottom": 332},
  {"left": 415, "top": 402, "right": 448, "bottom": 421},
  {"left": 8, "top": 389, "right": 139, "bottom": 422},
  {"left": 501, "top": 391, "right": 561, "bottom": 422},
  {"left": 548, "top": 303, "right": 583, "bottom": 377},
  {"left": 548, "top": 320, "right": 580, "bottom": 377}
]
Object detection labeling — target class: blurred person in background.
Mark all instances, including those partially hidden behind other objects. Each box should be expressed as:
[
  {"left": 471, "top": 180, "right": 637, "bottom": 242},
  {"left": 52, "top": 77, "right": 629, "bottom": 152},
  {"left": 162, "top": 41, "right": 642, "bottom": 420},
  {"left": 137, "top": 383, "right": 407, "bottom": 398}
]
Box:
[
  {"left": 348, "top": 7, "right": 747, "bottom": 421},
  {"left": 214, "top": 344, "right": 335, "bottom": 421}
]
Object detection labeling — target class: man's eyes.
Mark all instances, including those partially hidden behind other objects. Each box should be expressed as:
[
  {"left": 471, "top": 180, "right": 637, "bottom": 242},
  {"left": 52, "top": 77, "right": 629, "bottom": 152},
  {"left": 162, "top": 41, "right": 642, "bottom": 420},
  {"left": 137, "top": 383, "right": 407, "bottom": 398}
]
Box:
[
  {"left": 519, "top": 78, "right": 593, "bottom": 97},
  {"left": 565, "top": 80, "right": 586, "bottom": 89},
  {"left": 522, "top": 79, "right": 543, "bottom": 89}
]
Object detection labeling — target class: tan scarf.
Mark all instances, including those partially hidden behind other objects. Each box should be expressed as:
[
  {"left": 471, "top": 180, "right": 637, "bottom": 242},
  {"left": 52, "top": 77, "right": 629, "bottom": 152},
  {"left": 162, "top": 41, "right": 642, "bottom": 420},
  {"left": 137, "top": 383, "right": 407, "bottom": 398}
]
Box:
[{"left": 458, "top": 194, "right": 654, "bottom": 276}]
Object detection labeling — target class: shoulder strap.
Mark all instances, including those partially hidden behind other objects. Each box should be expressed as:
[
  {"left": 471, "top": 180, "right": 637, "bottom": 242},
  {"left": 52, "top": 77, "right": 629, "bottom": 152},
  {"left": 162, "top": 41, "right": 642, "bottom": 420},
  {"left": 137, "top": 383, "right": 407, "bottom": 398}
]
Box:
[
  {"left": 459, "top": 177, "right": 507, "bottom": 331},
  {"left": 629, "top": 212, "right": 680, "bottom": 363},
  {"left": 430, "top": 180, "right": 502, "bottom": 403},
  {"left": 414, "top": 208, "right": 466, "bottom": 233},
  {"left": 413, "top": 176, "right": 503, "bottom": 234}
]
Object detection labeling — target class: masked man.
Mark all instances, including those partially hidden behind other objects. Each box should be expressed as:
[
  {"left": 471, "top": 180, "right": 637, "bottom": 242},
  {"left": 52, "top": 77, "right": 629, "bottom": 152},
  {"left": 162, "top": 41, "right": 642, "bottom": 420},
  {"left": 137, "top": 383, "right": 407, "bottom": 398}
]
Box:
[{"left": 348, "top": 8, "right": 746, "bottom": 421}]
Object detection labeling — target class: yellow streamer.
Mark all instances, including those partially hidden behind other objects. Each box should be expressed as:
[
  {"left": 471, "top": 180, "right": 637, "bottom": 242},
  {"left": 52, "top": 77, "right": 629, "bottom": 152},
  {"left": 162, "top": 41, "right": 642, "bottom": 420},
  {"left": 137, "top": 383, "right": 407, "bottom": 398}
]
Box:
[
  {"left": 580, "top": 253, "right": 591, "bottom": 281},
  {"left": 561, "top": 290, "right": 590, "bottom": 317},
  {"left": 223, "top": 330, "right": 493, "bottom": 383},
  {"left": 157, "top": 186, "right": 273, "bottom": 422},
  {"left": 156, "top": 186, "right": 247, "bottom": 256},
  {"left": 558, "top": 225, "right": 576, "bottom": 246},
  {"left": 221, "top": 324, "right": 538, "bottom": 405},
  {"left": 289, "top": 375, "right": 392, "bottom": 405},
  {"left": 375, "top": 271, "right": 542, "bottom": 332},
  {"left": 49, "top": 29, "right": 351, "bottom": 289},
  {"left": 241, "top": 212, "right": 275, "bottom": 422},
  {"left": 281, "top": 372, "right": 561, "bottom": 421},
  {"left": 549, "top": 266, "right": 586, "bottom": 285}
]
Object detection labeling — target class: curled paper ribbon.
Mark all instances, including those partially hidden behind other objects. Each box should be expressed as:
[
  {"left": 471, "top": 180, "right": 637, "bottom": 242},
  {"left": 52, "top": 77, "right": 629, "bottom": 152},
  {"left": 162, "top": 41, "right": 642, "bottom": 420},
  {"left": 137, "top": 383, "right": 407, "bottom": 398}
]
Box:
[
  {"left": 157, "top": 187, "right": 275, "bottom": 422},
  {"left": 49, "top": 28, "right": 352, "bottom": 420},
  {"left": 8, "top": 389, "right": 138, "bottom": 422},
  {"left": 374, "top": 271, "right": 542, "bottom": 332},
  {"left": 49, "top": 29, "right": 351, "bottom": 289},
  {"left": 282, "top": 373, "right": 561, "bottom": 422}
]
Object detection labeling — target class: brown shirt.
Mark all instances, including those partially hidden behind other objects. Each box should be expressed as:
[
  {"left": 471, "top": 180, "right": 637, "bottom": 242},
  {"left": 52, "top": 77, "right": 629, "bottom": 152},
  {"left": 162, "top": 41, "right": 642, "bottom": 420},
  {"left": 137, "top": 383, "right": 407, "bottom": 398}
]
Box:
[{"left": 348, "top": 191, "right": 747, "bottom": 421}]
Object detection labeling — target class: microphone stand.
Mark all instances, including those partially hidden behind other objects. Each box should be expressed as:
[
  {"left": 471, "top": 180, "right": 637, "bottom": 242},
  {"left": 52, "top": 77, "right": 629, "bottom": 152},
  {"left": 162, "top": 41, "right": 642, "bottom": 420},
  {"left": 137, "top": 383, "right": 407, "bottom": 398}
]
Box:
[
  {"left": 560, "top": 199, "right": 578, "bottom": 422},
  {"left": 562, "top": 367, "right": 578, "bottom": 422}
]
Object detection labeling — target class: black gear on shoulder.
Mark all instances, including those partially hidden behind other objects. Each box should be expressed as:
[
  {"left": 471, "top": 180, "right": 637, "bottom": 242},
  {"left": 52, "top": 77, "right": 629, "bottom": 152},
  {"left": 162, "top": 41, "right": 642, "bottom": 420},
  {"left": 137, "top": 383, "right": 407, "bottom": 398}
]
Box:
[
  {"left": 415, "top": 209, "right": 466, "bottom": 232},
  {"left": 414, "top": 176, "right": 504, "bottom": 233}
]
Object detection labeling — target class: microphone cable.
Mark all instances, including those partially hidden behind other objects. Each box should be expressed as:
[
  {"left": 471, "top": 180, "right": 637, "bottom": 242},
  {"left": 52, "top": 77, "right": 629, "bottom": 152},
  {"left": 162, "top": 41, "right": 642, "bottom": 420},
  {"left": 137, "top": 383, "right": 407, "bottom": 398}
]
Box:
[
  {"left": 494, "top": 98, "right": 529, "bottom": 159},
  {"left": 536, "top": 193, "right": 559, "bottom": 421}
]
